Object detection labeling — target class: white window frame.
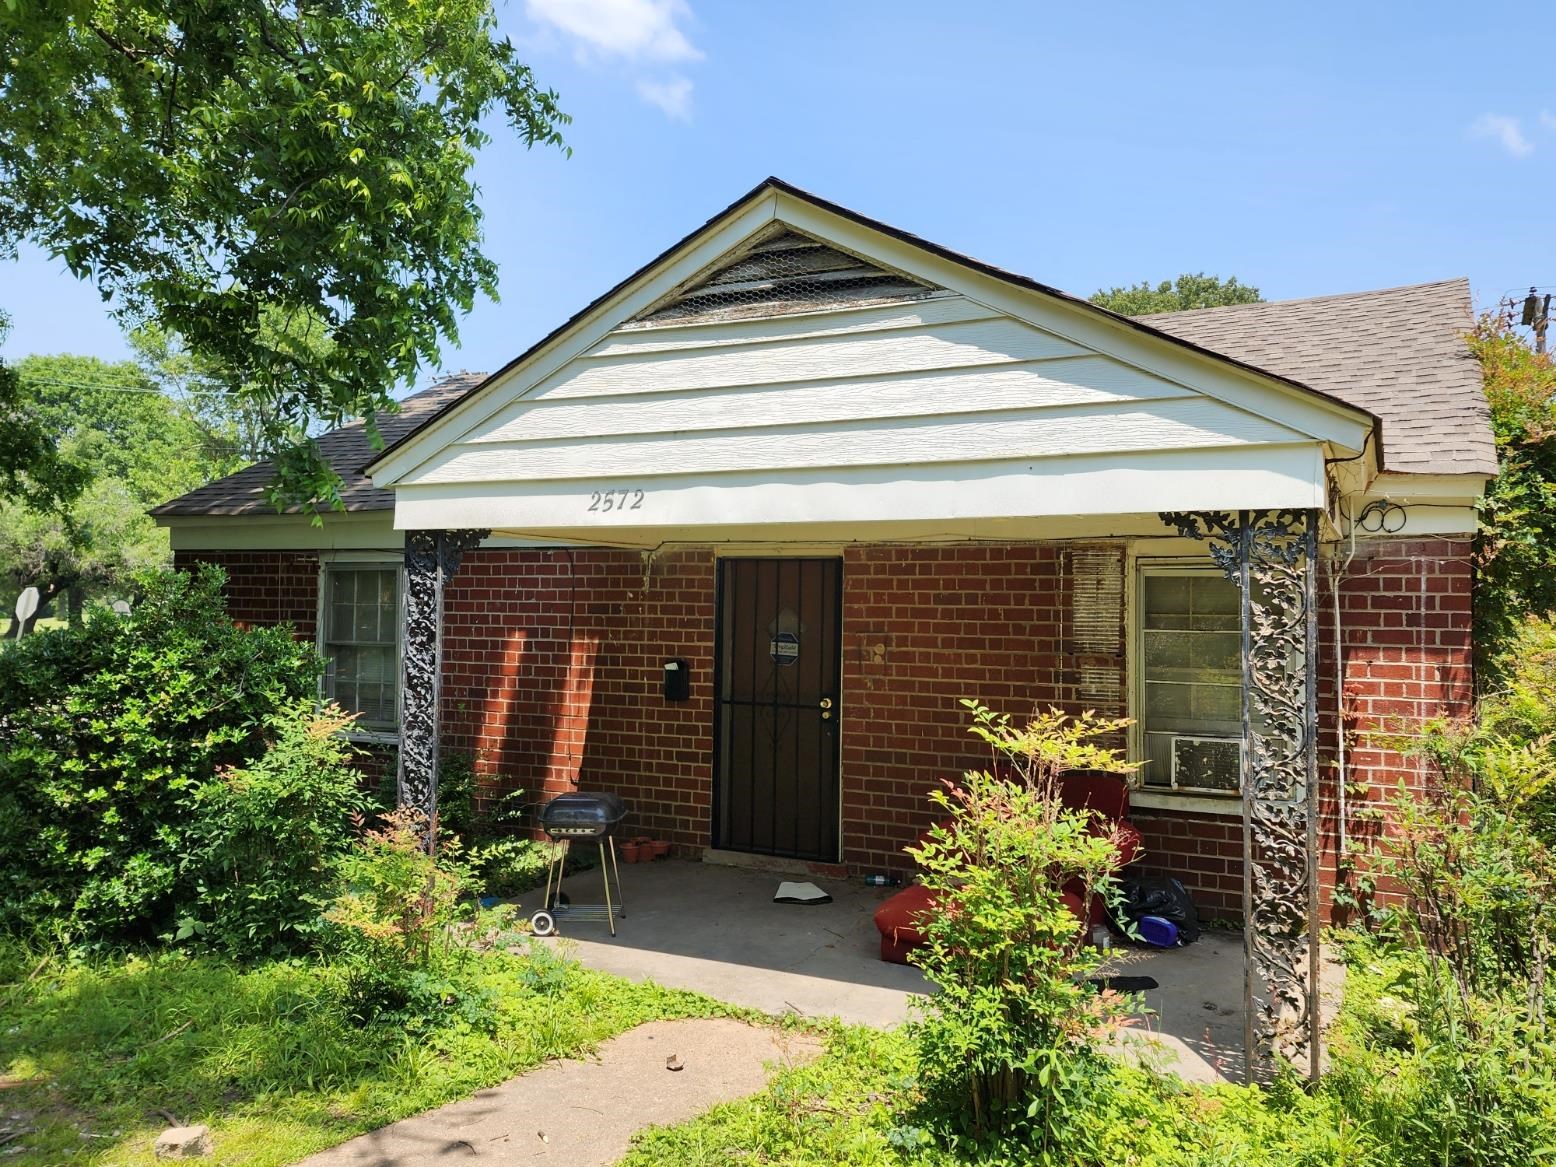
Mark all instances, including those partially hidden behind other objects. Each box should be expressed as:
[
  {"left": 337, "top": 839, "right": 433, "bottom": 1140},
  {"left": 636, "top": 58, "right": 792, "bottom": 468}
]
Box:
[
  {"left": 317, "top": 554, "right": 404, "bottom": 743},
  {"left": 1130, "top": 559, "right": 1245, "bottom": 813}
]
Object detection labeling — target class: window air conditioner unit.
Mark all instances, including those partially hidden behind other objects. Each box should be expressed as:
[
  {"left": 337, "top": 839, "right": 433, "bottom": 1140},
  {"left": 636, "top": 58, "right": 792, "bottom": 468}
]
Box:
[{"left": 1170, "top": 735, "right": 1243, "bottom": 792}]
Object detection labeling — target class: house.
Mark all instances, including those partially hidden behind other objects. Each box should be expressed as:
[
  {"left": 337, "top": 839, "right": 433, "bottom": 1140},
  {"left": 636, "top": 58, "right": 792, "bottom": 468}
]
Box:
[{"left": 153, "top": 178, "right": 1492, "bottom": 1070}]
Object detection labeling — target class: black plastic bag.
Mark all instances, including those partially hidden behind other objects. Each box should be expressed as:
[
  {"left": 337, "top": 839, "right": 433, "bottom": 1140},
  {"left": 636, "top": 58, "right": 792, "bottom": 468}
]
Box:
[{"left": 1111, "top": 876, "right": 1200, "bottom": 945}]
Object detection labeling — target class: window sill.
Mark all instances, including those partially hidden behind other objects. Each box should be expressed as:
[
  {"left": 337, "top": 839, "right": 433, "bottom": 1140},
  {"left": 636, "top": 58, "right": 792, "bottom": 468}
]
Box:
[
  {"left": 344, "top": 729, "right": 400, "bottom": 747},
  {"left": 1129, "top": 789, "right": 1243, "bottom": 817}
]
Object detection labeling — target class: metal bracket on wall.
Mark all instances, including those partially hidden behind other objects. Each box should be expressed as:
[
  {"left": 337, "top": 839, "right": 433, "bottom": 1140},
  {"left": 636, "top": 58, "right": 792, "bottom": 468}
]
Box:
[{"left": 1159, "top": 508, "right": 1322, "bottom": 1084}]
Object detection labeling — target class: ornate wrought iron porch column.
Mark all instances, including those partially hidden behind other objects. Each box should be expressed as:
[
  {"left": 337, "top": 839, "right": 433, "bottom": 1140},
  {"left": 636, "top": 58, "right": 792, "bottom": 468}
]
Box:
[
  {"left": 398, "top": 528, "right": 489, "bottom": 841},
  {"left": 1160, "top": 509, "right": 1322, "bottom": 1084}
]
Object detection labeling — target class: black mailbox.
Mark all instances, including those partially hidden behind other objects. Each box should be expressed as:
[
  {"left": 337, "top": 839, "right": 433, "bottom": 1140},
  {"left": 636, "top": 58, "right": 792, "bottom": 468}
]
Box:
[{"left": 663, "top": 658, "right": 690, "bottom": 702}]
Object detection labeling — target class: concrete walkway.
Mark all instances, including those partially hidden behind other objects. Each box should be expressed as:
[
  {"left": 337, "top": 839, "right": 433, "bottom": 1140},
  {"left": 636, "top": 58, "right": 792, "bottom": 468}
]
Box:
[{"left": 297, "top": 1018, "right": 818, "bottom": 1166}]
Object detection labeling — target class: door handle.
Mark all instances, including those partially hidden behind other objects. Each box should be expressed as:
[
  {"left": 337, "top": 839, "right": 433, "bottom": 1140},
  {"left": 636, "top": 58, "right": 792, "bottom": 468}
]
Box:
[{"left": 819, "top": 696, "right": 835, "bottom": 722}]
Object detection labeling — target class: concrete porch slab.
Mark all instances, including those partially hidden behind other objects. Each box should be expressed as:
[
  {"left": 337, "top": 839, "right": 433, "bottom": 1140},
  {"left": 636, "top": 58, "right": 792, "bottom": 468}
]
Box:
[
  {"left": 532, "top": 858, "right": 1338, "bottom": 1085},
  {"left": 539, "top": 856, "right": 926, "bottom": 1028}
]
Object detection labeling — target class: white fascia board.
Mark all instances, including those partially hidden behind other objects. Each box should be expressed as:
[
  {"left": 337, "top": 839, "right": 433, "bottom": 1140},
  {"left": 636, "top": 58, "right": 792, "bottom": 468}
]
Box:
[
  {"left": 368, "top": 193, "right": 782, "bottom": 487},
  {"left": 391, "top": 443, "right": 1327, "bottom": 539},
  {"left": 1368, "top": 471, "right": 1491, "bottom": 503},
  {"left": 772, "top": 194, "right": 1375, "bottom": 457},
  {"left": 1344, "top": 471, "right": 1491, "bottom": 537},
  {"left": 163, "top": 511, "right": 403, "bottom": 551}
]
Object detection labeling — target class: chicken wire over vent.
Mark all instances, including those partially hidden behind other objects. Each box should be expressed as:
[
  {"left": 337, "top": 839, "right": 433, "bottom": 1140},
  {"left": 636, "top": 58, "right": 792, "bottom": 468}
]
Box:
[{"left": 626, "top": 227, "right": 939, "bottom": 327}]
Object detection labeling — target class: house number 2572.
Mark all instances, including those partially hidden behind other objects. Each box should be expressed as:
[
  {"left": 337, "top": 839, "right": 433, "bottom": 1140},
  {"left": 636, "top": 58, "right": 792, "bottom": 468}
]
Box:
[{"left": 587, "top": 489, "right": 644, "bottom": 513}]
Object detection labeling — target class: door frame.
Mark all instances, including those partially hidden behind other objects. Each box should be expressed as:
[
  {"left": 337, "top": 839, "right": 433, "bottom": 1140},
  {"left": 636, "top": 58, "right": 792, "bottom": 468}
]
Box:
[{"left": 710, "top": 553, "right": 845, "bottom": 863}]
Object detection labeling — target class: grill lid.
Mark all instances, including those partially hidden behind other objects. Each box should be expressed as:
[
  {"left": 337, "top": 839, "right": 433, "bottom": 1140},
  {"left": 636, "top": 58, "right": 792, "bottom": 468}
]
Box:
[{"left": 539, "top": 792, "right": 627, "bottom": 830}]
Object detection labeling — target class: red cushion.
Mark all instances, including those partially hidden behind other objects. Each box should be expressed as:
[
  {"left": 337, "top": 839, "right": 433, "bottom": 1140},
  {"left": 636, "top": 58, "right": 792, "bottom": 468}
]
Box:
[
  {"left": 1114, "top": 821, "right": 1143, "bottom": 867},
  {"left": 873, "top": 882, "right": 1091, "bottom": 963},
  {"left": 1059, "top": 771, "right": 1131, "bottom": 820}
]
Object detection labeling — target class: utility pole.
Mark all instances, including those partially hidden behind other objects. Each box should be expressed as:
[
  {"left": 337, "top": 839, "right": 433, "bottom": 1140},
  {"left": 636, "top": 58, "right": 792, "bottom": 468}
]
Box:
[{"left": 1523, "top": 287, "right": 1551, "bottom": 354}]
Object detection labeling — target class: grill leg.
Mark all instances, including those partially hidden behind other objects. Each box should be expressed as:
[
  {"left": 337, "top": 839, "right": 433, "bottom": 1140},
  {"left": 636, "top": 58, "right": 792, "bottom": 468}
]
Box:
[
  {"left": 599, "top": 839, "right": 616, "bottom": 937},
  {"left": 542, "top": 838, "right": 565, "bottom": 913},
  {"left": 607, "top": 837, "right": 625, "bottom": 920}
]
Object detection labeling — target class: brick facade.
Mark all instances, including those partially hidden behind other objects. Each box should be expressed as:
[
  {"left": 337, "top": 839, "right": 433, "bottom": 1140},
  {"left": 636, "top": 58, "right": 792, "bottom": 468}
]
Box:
[
  {"left": 177, "top": 533, "right": 1475, "bottom": 922},
  {"left": 173, "top": 549, "right": 320, "bottom": 638}
]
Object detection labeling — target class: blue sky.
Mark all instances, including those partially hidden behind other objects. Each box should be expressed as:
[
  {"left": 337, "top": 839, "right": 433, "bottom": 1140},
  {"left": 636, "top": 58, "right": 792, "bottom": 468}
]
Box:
[{"left": 3, "top": 0, "right": 1553, "bottom": 389}]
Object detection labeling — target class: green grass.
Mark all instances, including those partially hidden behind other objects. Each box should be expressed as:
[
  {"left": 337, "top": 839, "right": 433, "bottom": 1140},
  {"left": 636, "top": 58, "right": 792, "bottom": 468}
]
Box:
[{"left": 0, "top": 934, "right": 738, "bottom": 1166}]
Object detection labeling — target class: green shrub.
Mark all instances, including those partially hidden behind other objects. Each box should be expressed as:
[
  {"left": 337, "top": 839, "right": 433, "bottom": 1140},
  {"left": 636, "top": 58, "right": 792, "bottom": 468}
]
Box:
[
  {"left": 906, "top": 700, "right": 1141, "bottom": 1151},
  {"left": 181, "top": 703, "right": 374, "bottom": 959},
  {"left": 0, "top": 566, "right": 319, "bottom": 943},
  {"left": 1349, "top": 632, "right": 1556, "bottom": 1164},
  {"left": 1323, "top": 937, "right": 1556, "bottom": 1167},
  {"left": 325, "top": 808, "right": 492, "bottom": 1031}
]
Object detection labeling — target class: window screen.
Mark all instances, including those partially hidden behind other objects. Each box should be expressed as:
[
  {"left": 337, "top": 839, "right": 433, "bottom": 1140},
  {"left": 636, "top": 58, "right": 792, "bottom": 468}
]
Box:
[
  {"left": 1140, "top": 570, "right": 1242, "bottom": 793},
  {"left": 322, "top": 566, "right": 400, "bottom": 732}
]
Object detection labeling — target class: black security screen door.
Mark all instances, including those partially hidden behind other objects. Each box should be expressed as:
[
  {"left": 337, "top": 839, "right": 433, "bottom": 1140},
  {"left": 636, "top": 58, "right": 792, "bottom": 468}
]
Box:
[{"left": 714, "top": 558, "right": 842, "bottom": 861}]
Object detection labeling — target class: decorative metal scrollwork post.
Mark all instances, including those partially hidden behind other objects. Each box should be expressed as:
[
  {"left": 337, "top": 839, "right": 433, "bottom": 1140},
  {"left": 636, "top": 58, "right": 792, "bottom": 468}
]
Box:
[
  {"left": 1160, "top": 509, "right": 1321, "bottom": 1084},
  {"left": 398, "top": 528, "right": 489, "bottom": 846}
]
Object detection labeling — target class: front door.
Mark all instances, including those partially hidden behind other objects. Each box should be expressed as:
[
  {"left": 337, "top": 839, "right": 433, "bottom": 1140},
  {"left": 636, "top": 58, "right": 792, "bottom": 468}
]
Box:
[{"left": 714, "top": 558, "right": 842, "bottom": 861}]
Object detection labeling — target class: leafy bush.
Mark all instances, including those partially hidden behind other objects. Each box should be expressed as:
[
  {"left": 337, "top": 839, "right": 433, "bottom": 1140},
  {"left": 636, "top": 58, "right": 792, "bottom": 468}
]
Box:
[
  {"left": 1468, "top": 318, "right": 1556, "bottom": 678},
  {"left": 906, "top": 700, "right": 1141, "bottom": 1150},
  {"left": 180, "top": 703, "right": 374, "bottom": 959},
  {"left": 1323, "top": 937, "right": 1556, "bottom": 1167},
  {"left": 1349, "top": 626, "right": 1556, "bottom": 1163},
  {"left": 0, "top": 566, "right": 319, "bottom": 943},
  {"left": 325, "top": 808, "right": 492, "bottom": 1031}
]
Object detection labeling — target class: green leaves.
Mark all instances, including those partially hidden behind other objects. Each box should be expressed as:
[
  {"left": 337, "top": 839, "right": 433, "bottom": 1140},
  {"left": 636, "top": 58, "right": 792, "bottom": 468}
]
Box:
[
  {"left": 906, "top": 702, "right": 1140, "bottom": 1145},
  {"left": 1089, "top": 273, "right": 1263, "bottom": 316},
  {"left": 1469, "top": 317, "right": 1556, "bottom": 679},
  {"left": 0, "top": 566, "right": 320, "bottom": 944},
  {"left": 0, "top": 1, "right": 568, "bottom": 511}
]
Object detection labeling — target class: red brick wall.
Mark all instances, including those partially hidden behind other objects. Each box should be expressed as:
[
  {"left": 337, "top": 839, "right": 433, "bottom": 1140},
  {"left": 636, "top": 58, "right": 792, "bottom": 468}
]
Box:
[
  {"left": 438, "top": 547, "right": 716, "bottom": 848},
  {"left": 838, "top": 544, "right": 1090, "bottom": 874},
  {"left": 172, "top": 549, "right": 319, "bottom": 638},
  {"left": 1317, "top": 536, "right": 1476, "bottom": 922},
  {"left": 177, "top": 534, "right": 1475, "bottom": 921}
]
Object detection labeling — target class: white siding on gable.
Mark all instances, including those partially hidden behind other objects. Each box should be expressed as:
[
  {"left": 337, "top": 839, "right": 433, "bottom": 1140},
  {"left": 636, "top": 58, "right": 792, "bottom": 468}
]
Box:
[
  {"left": 391, "top": 281, "right": 1336, "bottom": 537},
  {"left": 422, "top": 293, "right": 1305, "bottom": 485},
  {"left": 419, "top": 398, "right": 1303, "bottom": 484},
  {"left": 526, "top": 310, "right": 1087, "bottom": 400}
]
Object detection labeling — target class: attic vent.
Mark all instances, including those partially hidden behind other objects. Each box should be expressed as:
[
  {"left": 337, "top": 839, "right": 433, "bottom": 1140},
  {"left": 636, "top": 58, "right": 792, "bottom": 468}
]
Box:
[
  {"left": 1069, "top": 545, "right": 1124, "bottom": 715},
  {"left": 628, "top": 228, "right": 938, "bottom": 328}
]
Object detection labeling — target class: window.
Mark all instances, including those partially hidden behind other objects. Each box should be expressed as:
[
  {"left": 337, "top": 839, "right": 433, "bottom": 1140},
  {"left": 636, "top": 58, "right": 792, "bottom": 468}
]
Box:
[
  {"left": 1139, "top": 567, "right": 1243, "bottom": 794},
  {"left": 321, "top": 565, "right": 401, "bottom": 734}
]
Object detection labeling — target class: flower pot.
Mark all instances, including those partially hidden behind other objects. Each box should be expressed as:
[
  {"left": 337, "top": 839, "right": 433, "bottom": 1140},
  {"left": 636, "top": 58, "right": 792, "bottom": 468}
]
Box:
[
  {"left": 619, "top": 841, "right": 642, "bottom": 863},
  {"left": 650, "top": 840, "right": 671, "bottom": 859}
]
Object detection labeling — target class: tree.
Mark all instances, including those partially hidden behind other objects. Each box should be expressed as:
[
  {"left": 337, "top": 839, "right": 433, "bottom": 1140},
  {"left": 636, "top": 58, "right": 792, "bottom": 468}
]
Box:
[
  {"left": 1469, "top": 316, "right": 1556, "bottom": 681},
  {"left": 0, "top": 1, "right": 567, "bottom": 510},
  {"left": 1090, "top": 273, "right": 1263, "bottom": 315},
  {"left": 0, "top": 354, "right": 214, "bottom": 633},
  {"left": 0, "top": 311, "right": 90, "bottom": 517}
]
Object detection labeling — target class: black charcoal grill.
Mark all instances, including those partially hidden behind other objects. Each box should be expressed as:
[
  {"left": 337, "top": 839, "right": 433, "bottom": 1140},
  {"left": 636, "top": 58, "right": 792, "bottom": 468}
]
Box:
[{"left": 531, "top": 792, "right": 628, "bottom": 937}]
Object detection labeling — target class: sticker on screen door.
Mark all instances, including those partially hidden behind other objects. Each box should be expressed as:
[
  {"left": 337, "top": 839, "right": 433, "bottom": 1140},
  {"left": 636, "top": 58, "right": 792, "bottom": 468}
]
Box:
[{"left": 768, "top": 607, "right": 803, "bottom": 666}]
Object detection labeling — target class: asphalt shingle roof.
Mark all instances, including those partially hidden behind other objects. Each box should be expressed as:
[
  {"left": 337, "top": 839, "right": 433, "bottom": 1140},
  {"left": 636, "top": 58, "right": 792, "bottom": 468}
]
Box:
[
  {"left": 155, "top": 279, "right": 1495, "bottom": 520},
  {"left": 1143, "top": 278, "right": 1494, "bottom": 476},
  {"left": 150, "top": 373, "right": 485, "bottom": 517}
]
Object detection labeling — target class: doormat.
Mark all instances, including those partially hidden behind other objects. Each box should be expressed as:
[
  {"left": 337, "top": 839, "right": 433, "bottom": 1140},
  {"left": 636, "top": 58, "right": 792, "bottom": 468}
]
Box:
[
  {"left": 1088, "top": 975, "right": 1159, "bottom": 992},
  {"left": 773, "top": 881, "right": 832, "bottom": 905}
]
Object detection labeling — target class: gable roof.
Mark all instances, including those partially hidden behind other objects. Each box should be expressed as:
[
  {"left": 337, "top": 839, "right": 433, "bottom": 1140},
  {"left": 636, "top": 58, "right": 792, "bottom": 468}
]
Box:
[
  {"left": 149, "top": 373, "right": 484, "bottom": 517},
  {"left": 363, "top": 177, "right": 1379, "bottom": 481},
  {"left": 155, "top": 182, "right": 1495, "bottom": 521},
  {"left": 1145, "top": 280, "right": 1494, "bottom": 475}
]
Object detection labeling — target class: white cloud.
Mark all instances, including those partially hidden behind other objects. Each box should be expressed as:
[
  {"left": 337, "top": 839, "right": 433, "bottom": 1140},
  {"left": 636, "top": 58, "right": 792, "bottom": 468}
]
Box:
[
  {"left": 1542, "top": 110, "right": 1556, "bottom": 132},
  {"left": 1471, "top": 113, "right": 1534, "bottom": 157},
  {"left": 525, "top": 0, "right": 702, "bottom": 63},
  {"left": 636, "top": 75, "right": 694, "bottom": 120}
]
